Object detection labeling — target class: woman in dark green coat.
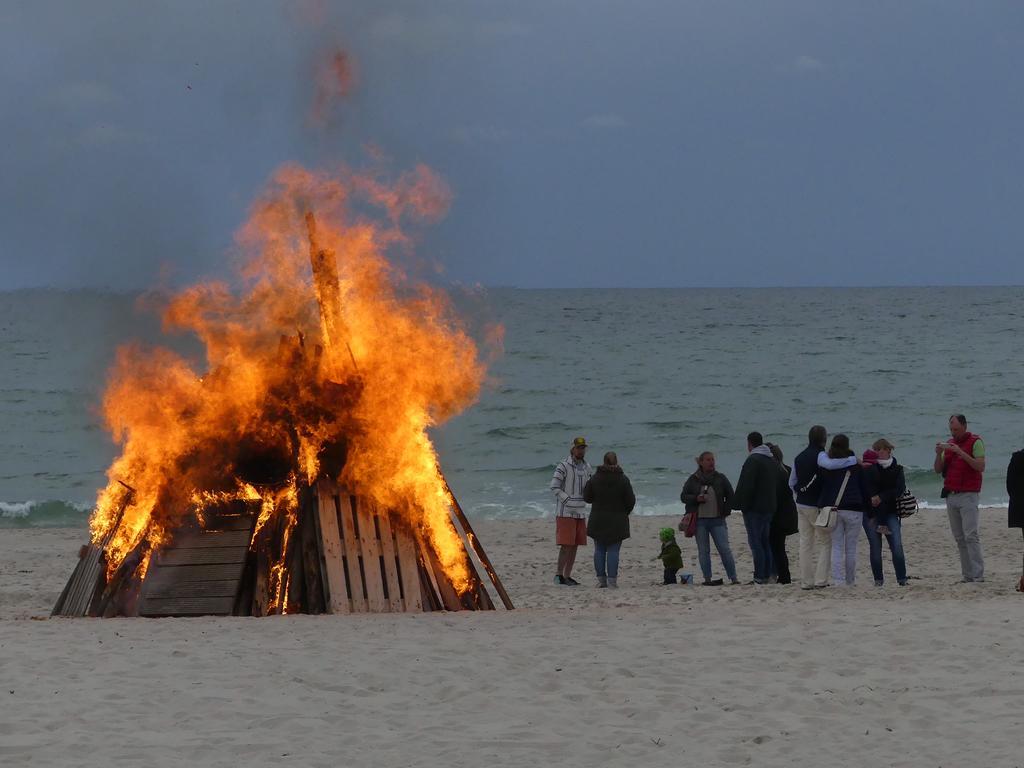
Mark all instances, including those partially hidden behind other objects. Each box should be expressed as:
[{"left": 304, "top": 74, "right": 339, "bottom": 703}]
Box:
[
  {"left": 583, "top": 451, "right": 636, "bottom": 588},
  {"left": 767, "top": 443, "right": 799, "bottom": 584}
]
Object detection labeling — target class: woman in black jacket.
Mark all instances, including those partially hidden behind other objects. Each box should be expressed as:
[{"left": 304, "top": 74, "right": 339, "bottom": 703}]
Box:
[
  {"left": 767, "top": 444, "right": 799, "bottom": 584},
  {"left": 863, "top": 438, "right": 908, "bottom": 586},
  {"left": 1007, "top": 448, "right": 1024, "bottom": 592},
  {"left": 583, "top": 451, "right": 636, "bottom": 588}
]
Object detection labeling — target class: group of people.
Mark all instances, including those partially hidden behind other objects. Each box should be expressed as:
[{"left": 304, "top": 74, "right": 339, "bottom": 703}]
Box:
[{"left": 549, "top": 415, "right": 1024, "bottom": 591}]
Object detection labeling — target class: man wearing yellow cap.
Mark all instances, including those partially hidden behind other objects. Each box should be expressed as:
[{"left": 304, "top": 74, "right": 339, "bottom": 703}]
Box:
[{"left": 550, "top": 436, "right": 593, "bottom": 585}]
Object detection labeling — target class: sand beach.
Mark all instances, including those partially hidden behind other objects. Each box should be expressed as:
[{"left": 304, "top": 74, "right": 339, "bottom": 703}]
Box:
[{"left": 2, "top": 508, "right": 1021, "bottom": 768}]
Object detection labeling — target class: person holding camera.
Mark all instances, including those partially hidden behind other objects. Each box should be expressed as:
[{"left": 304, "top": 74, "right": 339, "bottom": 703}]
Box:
[
  {"left": 934, "top": 414, "right": 986, "bottom": 583},
  {"left": 681, "top": 451, "right": 739, "bottom": 585}
]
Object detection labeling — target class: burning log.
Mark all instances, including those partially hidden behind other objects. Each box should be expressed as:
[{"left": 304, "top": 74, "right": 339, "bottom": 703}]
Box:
[
  {"left": 305, "top": 211, "right": 353, "bottom": 379},
  {"left": 443, "top": 476, "right": 514, "bottom": 610}
]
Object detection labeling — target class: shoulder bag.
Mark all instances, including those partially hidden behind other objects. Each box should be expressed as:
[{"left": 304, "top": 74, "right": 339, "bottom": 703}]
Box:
[{"left": 814, "top": 470, "right": 850, "bottom": 528}]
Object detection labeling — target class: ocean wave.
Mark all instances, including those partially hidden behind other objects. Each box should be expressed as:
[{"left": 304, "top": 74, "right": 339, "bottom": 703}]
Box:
[
  {"left": 640, "top": 420, "right": 696, "bottom": 430},
  {"left": 484, "top": 422, "right": 573, "bottom": 439},
  {"left": 0, "top": 500, "right": 92, "bottom": 528}
]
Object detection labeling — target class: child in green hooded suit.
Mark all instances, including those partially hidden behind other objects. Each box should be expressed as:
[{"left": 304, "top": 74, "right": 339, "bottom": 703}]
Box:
[{"left": 656, "top": 527, "right": 684, "bottom": 584}]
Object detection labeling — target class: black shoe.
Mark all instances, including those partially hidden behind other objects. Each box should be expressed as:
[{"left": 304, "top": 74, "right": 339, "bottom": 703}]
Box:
[
  {"left": 702, "top": 578, "right": 724, "bottom": 586},
  {"left": 564, "top": 576, "right": 580, "bottom": 586},
  {"left": 554, "top": 574, "right": 566, "bottom": 585}
]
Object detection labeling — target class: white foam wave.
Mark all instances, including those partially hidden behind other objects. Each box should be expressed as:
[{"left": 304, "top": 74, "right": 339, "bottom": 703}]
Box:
[{"left": 0, "top": 500, "right": 35, "bottom": 518}]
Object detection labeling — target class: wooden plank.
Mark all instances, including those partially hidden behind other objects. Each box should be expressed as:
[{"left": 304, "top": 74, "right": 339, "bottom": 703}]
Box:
[
  {"left": 284, "top": 512, "right": 304, "bottom": 613},
  {"left": 336, "top": 493, "right": 366, "bottom": 612},
  {"left": 419, "top": 535, "right": 466, "bottom": 611},
  {"left": 446, "top": 507, "right": 495, "bottom": 611},
  {"left": 316, "top": 480, "right": 350, "bottom": 614},
  {"left": 172, "top": 529, "right": 253, "bottom": 549},
  {"left": 392, "top": 519, "right": 424, "bottom": 612},
  {"left": 374, "top": 505, "right": 405, "bottom": 612},
  {"left": 144, "top": 562, "right": 248, "bottom": 585},
  {"left": 201, "top": 514, "right": 256, "bottom": 531},
  {"left": 52, "top": 544, "right": 99, "bottom": 616},
  {"left": 298, "top": 491, "right": 325, "bottom": 614},
  {"left": 353, "top": 497, "right": 388, "bottom": 612},
  {"left": 145, "top": 579, "right": 241, "bottom": 599},
  {"left": 251, "top": 531, "right": 272, "bottom": 617},
  {"left": 68, "top": 546, "right": 104, "bottom": 616},
  {"left": 444, "top": 478, "right": 513, "bottom": 610},
  {"left": 157, "top": 547, "right": 248, "bottom": 567},
  {"left": 139, "top": 595, "right": 237, "bottom": 616}
]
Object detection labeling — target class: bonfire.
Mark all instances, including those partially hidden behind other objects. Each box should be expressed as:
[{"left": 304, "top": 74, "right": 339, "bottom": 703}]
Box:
[{"left": 53, "top": 163, "right": 511, "bottom": 617}]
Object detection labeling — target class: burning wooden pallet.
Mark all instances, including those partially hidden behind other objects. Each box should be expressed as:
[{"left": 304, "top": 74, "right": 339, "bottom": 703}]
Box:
[{"left": 53, "top": 478, "right": 511, "bottom": 616}]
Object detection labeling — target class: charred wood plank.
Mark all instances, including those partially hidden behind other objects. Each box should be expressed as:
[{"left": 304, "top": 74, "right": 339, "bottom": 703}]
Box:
[
  {"left": 140, "top": 596, "right": 237, "bottom": 616},
  {"left": 157, "top": 547, "right": 248, "bottom": 567},
  {"left": 144, "top": 579, "right": 241, "bottom": 599},
  {"left": 172, "top": 529, "right": 253, "bottom": 549}
]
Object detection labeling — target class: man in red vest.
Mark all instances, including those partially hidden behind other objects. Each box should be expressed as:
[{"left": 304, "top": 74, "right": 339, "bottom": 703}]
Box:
[{"left": 933, "top": 414, "right": 986, "bottom": 582}]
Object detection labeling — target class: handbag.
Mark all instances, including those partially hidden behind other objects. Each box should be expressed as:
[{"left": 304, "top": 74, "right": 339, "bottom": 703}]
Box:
[
  {"left": 679, "top": 510, "right": 697, "bottom": 538},
  {"left": 814, "top": 470, "right": 850, "bottom": 528},
  {"left": 896, "top": 488, "right": 918, "bottom": 519}
]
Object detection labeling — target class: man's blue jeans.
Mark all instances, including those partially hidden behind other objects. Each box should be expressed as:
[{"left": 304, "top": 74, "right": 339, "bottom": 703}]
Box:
[
  {"left": 593, "top": 539, "right": 622, "bottom": 579},
  {"left": 742, "top": 512, "right": 773, "bottom": 582},
  {"left": 863, "top": 513, "right": 907, "bottom": 585},
  {"left": 695, "top": 517, "right": 738, "bottom": 582}
]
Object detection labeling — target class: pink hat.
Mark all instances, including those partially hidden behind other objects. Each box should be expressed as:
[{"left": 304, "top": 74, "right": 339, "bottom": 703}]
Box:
[{"left": 862, "top": 449, "right": 879, "bottom": 465}]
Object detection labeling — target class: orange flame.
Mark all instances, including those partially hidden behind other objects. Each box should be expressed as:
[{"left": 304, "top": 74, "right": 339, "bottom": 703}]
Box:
[{"left": 89, "top": 160, "right": 486, "bottom": 593}]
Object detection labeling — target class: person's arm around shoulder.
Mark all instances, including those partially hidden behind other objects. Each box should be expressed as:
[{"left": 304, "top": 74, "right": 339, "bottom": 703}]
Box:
[
  {"left": 622, "top": 476, "right": 636, "bottom": 514},
  {"left": 817, "top": 450, "right": 857, "bottom": 470}
]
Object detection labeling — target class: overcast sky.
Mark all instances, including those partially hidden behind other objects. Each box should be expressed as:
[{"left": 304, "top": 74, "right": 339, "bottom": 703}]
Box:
[{"left": 2, "top": 1, "right": 1023, "bottom": 289}]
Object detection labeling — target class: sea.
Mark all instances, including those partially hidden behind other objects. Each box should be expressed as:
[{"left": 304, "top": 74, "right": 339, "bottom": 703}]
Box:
[{"left": 2, "top": 287, "right": 1023, "bottom": 529}]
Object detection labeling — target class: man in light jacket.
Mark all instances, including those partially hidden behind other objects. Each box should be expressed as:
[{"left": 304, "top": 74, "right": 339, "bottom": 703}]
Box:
[{"left": 550, "top": 436, "right": 593, "bottom": 586}]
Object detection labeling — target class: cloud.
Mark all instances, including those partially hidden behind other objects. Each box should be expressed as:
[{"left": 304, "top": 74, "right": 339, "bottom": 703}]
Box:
[{"left": 581, "top": 113, "right": 627, "bottom": 130}]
